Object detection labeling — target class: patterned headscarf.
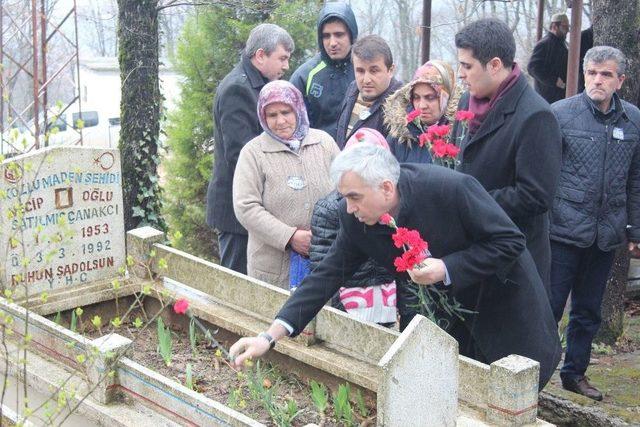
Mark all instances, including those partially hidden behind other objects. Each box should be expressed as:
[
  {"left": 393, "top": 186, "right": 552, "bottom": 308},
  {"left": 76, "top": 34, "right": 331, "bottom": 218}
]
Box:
[
  {"left": 410, "top": 61, "right": 453, "bottom": 119},
  {"left": 257, "top": 80, "right": 310, "bottom": 151}
]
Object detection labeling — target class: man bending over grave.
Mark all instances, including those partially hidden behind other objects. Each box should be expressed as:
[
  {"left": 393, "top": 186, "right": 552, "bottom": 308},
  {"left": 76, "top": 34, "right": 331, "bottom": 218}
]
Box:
[{"left": 230, "top": 143, "right": 562, "bottom": 389}]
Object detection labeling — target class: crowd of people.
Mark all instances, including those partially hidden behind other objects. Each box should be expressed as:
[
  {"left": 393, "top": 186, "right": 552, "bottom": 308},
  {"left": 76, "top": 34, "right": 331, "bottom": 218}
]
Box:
[{"left": 203, "top": 2, "right": 640, "bottom": 400}]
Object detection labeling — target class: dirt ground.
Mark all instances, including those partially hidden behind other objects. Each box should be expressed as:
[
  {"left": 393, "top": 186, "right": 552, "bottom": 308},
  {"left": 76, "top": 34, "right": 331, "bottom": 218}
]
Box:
[
  {"left": 540, "top": 297, "right": 640, "bottom": 426},
  {"left": 82, "top": 312, "right": 376, "bottom": 427}
]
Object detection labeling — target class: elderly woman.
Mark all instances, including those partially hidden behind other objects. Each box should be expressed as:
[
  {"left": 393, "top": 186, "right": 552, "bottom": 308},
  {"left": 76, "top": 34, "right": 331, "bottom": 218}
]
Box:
[
  {"left": 384, "top": 60, "right": 461, "bottom": 164},
  {"left": 233, "top": 80, "right": 339, "bottom": 289}
]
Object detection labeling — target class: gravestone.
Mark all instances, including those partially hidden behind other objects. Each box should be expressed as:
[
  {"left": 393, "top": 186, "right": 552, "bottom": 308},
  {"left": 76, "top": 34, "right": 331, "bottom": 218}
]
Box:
[
  {"left": 377, "top": 315, "right": 459, "bottom": 426},
  {"left": 0, "top": 147, "right": 125, "bottom": 297}
]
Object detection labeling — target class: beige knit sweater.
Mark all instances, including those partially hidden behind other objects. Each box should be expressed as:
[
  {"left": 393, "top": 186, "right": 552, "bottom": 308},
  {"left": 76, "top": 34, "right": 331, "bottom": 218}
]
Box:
[{"left": 233, "top": 128, "right": 339, "bottom": 289}]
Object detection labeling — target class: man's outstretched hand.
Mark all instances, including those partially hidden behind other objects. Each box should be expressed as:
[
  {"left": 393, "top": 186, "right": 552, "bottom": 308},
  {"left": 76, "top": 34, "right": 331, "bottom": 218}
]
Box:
[
  {"left": 229, "top": 336, "right": 271, "bottom": 367},
  {"left": 229, "top": 322, "right": 290, "bottom": 368}
]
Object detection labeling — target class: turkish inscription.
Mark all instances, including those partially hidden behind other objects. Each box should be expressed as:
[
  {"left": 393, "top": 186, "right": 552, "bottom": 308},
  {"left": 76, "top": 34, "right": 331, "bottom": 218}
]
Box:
[{"left": 0, "top": 147, "right": 125, "bottom": 296}]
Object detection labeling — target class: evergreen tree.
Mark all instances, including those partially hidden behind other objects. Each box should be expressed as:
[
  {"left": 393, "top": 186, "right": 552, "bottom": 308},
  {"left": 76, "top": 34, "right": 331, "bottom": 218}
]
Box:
[{"left": 162, "top": 1, "right": 318, "bottom": 259}]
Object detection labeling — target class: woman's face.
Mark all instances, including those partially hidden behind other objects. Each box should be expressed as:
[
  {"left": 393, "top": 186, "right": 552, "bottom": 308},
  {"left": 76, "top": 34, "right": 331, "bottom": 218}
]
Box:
[
  {"left": 264, "top": 102, "right": 296, "bottom": 140},
  {"left": 411, "top": 83, "right": 441, "bottom": 125}
]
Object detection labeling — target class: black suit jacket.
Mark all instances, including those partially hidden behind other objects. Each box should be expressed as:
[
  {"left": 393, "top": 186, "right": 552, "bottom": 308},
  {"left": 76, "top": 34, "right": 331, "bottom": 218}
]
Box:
[
  {"left": 454, "top": 74, "right": 562, "bottom": 293},
  {"left": 276, "top": 164, "right": 561, "bottom": 389},
  {"left": 206, "top": 55, "right": 268, "bottom": 234}
]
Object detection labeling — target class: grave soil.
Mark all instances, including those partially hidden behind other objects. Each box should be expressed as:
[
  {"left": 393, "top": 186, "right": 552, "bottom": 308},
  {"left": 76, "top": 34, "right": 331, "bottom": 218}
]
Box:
[
  {"left": 539, "top": 296, "right": 640, "bottom": 426},
  {"left": 75, "top": 308, "right": 376, "bottom": 427}
]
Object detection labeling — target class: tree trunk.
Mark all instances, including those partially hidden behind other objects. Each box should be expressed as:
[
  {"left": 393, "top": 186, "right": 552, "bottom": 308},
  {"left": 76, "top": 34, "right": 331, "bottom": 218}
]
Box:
[
  {"left": 591, "top": 0, "right": 640, "bottom": 344},
  {"left": 117, "top": 0, "right": 165, "bottom": 232}
]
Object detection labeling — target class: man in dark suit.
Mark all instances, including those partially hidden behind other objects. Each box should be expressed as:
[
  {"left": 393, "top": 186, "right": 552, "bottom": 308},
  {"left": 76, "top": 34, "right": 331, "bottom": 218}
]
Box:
[
  {"left": 205, "top": 24, "right": 294, "bottom": 274},
  {"left": 527, "top": 13, "right": 570, "bottom": 104},
  {"left": 334, "top": 35, "right": 402, "bottom": 148},
  {"left": 453, "top": 18, "right": 562, "bottom": 294},
  {"left": 230, "top": 144, "right": 562, "bottom": 390}
]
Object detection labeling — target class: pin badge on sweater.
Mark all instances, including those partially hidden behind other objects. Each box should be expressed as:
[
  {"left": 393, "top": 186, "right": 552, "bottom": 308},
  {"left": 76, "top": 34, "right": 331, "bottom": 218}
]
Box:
[
  {"left": 359, "top": 109, "right": 371, "bottom": 121},
  {"left": 287, "top": 176, "right": 306, "bottom": 190},
  {"left": 613, "top": 127, "right": 624, "bottom": 140}
]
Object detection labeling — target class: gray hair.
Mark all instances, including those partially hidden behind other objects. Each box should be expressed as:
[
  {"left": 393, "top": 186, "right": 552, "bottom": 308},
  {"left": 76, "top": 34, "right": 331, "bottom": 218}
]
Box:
[
  {"left": 244, "top": 23, "right": 294, "bottom": 58},
  {"left": 584, "top": 46, "right": 627, "bottom": 75},
  {"left": 330, "top": 143, "right": 401, "bottom": 188}
]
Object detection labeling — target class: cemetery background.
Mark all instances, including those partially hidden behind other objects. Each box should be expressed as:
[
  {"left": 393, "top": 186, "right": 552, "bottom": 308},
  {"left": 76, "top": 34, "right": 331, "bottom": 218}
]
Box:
[{"left": 0, "top": 2, "right": 638, "bottom": 426}]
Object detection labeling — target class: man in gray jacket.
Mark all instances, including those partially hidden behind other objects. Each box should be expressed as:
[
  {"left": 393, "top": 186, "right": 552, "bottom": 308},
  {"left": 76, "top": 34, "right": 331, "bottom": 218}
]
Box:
[
  {"left": 550, "top": 46, "right": 640, "bottom": 401},
  {"left": 290, "top": 2, "right": 358, "bottom": 140},
  {"left": 206, "top": 24, "right": 294, "bottom": 274}
]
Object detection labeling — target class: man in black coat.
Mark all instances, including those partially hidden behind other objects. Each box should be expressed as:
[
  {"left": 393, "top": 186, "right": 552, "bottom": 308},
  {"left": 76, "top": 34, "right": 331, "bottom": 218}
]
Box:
[
  {"left": 453, "top": 18, "right": 562, "bottom": 294},
  {"left": 205, "top": 24, "right": 294, "bottom": 274},
  {"left": 230, "top": 144, "right": 562, "bottom": 390},
  {"left": 335, "top": 35, "right": 402, "bottom": 148},
  {"left": 527, "top": 13, "right": 569, "bottom": 104},
  {"left": 549, "top": 46, "right": 640, "bottom": 401}
]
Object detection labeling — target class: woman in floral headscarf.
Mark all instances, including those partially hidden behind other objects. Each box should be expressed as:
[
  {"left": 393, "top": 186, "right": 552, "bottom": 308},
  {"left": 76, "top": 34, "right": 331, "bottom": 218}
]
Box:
[
  {"left": 384, "top": 60, "right": 461, "bottom": 164},
  {"left": 233, "top": 80, "right": 339, "bottom": 289}
]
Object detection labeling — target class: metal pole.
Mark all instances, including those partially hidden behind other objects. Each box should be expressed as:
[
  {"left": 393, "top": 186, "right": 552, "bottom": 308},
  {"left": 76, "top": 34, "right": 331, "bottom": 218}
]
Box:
[
  {"left": 421, "top": 0, "right": 432, "bottom": 63},
  {"left": 72, "top": 0, "right": 82, "bottom": 145},
  {"left": 31, "top": 0, "right": 39, "bottom": 149},
  {"left": 566, "top": 1, "right": 582, "bottom": 98},
  {"left": 40, "top": 0, "right": 48, "bottom": 147},
  {"left": 536, "top": 0, "right": 545, "bottom": 41},
  {"left": 1, "top": 0, "right": 5, "bottom": 154}
]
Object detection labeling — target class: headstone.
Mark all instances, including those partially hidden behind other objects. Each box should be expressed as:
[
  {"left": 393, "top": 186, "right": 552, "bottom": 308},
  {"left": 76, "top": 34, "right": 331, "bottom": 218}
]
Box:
[
  {"left": 0, "top": 147, "right": 125, "bottom": 296},
  {"left": 377, "top": 315, "right": 459, "bottom": 427}
]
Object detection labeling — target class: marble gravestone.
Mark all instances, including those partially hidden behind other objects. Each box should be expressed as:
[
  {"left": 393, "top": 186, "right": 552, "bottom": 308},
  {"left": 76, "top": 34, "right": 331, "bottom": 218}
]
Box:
[{"left": 0, "top": 147, "right": 125, "bottom": 297}]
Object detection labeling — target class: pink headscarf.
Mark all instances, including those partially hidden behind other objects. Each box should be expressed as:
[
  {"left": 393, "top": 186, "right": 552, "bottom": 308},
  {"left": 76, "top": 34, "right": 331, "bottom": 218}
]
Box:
[
  {"left": 345, "top": 128, "right": 390, "bottom": 151},
  {"left": 257, "top": 80, "right": 310, "bottom": 148},
  {"left": 411, "top": 62, "right": 451, "bottom": 119}
]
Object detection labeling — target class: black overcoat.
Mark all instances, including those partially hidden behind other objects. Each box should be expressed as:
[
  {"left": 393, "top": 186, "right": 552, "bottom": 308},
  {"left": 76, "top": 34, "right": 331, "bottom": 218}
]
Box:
[
  {"left": 454, "top": 74, "right": 562, "bottom": 293},
  {"left": 527, "top": 31, "right": 568, "bottom": 104},
  {"left": 206, "top": 55, "right": 268, "bottom": 234},
  {"left": 276, "top": 164, "right": 562, "bottom": 389}
]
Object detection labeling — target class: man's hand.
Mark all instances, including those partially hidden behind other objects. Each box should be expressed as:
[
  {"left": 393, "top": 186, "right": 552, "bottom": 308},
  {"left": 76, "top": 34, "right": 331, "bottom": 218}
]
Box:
[
  {"left": 556, "top": 77, "right": 566, "bottom": 89},
  {"left": 289, "top": 229, "right": 312, "bottom": 256},
  {"left": 407, "top": 258, "right": 446, "bottom": 285},
  {"left": 229, "top": 322, "right": 289, "bottom": 368},
  {"left": 229, "top": 336, "right": 271, "bottom": 368},
  {"left": 628, "top": 242, "right": 640, "bottom": 258}
]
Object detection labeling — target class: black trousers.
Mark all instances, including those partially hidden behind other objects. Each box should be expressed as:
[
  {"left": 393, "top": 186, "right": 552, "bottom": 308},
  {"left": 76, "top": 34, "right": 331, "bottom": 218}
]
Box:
[{"left": 217, "top": 231, "right": 248, "bottom": 275}]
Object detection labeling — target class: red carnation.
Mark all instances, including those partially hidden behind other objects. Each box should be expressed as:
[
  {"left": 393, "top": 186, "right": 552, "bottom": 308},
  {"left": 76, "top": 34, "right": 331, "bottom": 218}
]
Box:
[
  {"left": 406, "top": 109, "right": 421, "bottom": 124},
  {"left": 445, "top": 143, "right": 460, "bottom": 158},
  {"left": 427, "top": 124, "right": 451, "bottom": 138},
  {"left": 394, "top": 256, "right": 410, "bottom": 272},
  {"left": 355, "top": 131, "right": 366, "bottom": 142},
  {"left": 379, "top": 213, "right": 394, "bottom": 226},
  {"left": 455, "top": 110, "right": 475, "bottom": 121},
  {"left": 431, "top": 139, "right": 447, "bottom": 158},
  {"left": 392, "top": 227, "right": 411, "bottom": 248},
  {"left": 173, "top": 298, "right": 189, "bottom": 315},
  {"left": 418, "top": 132, "right": 430, "bottom": 147}
]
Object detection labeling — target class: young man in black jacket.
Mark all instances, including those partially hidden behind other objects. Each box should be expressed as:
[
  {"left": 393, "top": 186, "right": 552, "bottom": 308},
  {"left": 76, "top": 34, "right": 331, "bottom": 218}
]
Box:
[
  {"left": 290, "top": 2, "right": 358, "bottom": 140},
  {"left": 230, "top": 144, "right": 562, "bottom": 391},
  {"left": 453, "top": 18, "right": 562, "bottom": 294}
]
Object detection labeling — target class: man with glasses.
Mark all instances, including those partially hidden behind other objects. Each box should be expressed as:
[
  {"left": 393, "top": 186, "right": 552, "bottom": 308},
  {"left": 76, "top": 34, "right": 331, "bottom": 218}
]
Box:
[{"left": 527, "top": 13, "right": 570, "bottom": 104}]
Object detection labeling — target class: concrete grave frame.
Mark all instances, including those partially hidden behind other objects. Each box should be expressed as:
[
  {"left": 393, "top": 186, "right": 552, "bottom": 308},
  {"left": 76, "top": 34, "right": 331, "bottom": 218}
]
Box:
[{"left": 0, "top": 226, "right": 553, "bottom": 426}]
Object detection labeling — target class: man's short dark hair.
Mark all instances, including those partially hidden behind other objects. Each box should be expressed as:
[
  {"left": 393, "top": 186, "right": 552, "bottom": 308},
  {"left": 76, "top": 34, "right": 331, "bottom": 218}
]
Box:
[
  {"left": 455, "top": 18, "right": 515, "bottom": 68},
  {"left": 351, "top": 35, "right": 393, "bottom": 69}
]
